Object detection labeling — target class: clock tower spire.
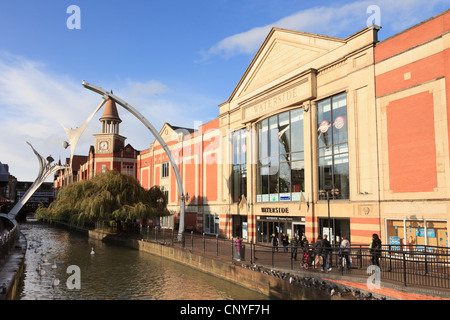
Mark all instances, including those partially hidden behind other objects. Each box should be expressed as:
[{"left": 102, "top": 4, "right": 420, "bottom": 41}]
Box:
[{"left": 95, "top": 97, "right": 126, "bottom": 154}]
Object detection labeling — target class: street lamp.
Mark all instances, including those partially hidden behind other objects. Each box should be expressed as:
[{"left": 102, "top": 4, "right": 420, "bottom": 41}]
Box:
[{"left": 82, "top": 81, "right": 187, "bottom": 242}]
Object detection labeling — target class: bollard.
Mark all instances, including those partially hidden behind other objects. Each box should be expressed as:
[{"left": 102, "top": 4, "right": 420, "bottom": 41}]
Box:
[
  {"left": 203, "top": 233, "right": 205, "bottom": 253},
  {"left": 216, "top": 234, "right": 219, "bottom": 256}
]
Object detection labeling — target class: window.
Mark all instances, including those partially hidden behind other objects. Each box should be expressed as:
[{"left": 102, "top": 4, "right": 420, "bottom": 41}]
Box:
[
  {"left": 257, "top": 108, "right": 304, "bottom": 202},
  {"left": 231, "top": 129, "right": 247, "bottom": 203},
  {"left": 204, "top": 213, "right": 220, "bottom": 234},
  {"left": 317, "top": 93, "right": 349, "bottom": 200},
  {"left": 161, "top": 185, "right": 169, "bottom": 203},
  {"left": 386, "top": 219, "right": 448, "bottom": 249},
  {"left": 122, "top": 165, "right": 134, "bottom": 176},
  {"left": 162, "top": 162, "right": 169, "bottom": 178}
]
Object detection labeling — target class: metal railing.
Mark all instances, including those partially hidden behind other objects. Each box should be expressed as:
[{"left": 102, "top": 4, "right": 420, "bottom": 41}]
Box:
[
  {"left": 0, "top": 226, "right": 18, "bottom": 264},
  {"left": 142, "top": 228, "right": 450, "bottom": 290}
]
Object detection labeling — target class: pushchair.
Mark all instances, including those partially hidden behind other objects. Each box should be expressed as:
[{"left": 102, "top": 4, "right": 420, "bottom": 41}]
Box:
[{"left": 301, "top": 248, "right": 314, "bottom": 269}]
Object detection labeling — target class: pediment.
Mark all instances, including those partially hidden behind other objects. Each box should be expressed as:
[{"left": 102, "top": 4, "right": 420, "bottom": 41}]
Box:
[
  {"left": 152, "top": 123, "right": 194, "bottom": 147},
  {"left": 232, "top": 28, "right": 345, "bottom": 100}
]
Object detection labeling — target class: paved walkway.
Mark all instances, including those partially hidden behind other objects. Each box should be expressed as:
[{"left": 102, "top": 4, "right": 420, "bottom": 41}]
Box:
[{"left": 321, "top": 277, "right": 449, "bottom": 300}]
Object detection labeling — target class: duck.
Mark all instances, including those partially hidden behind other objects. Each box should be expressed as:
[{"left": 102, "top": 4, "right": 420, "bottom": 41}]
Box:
[
  {"left": 39, "top": 268, "right": 45, "bottom": 277},
  {"left": 36, "top": 263, "right": 42, "bottom": 272},
  {"left": 42, "top": 255, "right": 51, "bottom": 266},
  {"left": 51, "top": 276, "right": 60, "bottom": 287},
  {"left": 90, "top": 247, "right": 95, "bottom": 255},
  {"left": 51, "top": 261, "right": 57, "bottom": 270}
]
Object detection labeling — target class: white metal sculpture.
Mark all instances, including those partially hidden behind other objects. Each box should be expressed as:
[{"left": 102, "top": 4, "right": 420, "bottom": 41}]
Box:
[
  {"left": 61, "top": 97, "right": 108, "bottom": 168},
  {"left": 82, "top": 81, "right": 187, "bottom": 242},
  {"left": 1, "top": 142, "right": 67, "bottom": 227}
]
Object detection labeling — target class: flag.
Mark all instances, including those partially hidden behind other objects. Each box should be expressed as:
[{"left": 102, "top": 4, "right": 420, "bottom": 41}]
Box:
[
  {"left": 239, "top": 194, "right": 247, "bottom": 211},
  {"left": 298, "top": 192, "right": 306, "bottom": 210}
]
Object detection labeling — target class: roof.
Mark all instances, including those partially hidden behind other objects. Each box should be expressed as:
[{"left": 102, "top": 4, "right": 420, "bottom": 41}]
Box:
[{"left": 100, "top": 98, "right": 122, "bottom": 123}]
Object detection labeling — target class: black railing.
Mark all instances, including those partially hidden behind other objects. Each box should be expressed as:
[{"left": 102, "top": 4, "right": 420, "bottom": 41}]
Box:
[
  {"left": 142, "top": 228, "right": 450, "bottom": 290},
  {"left": 0, "top": 226, "right": 18, "bottom": 264}
]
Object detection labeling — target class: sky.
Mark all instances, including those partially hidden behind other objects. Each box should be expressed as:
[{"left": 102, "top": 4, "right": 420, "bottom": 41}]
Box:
[{"left": 1, "top": 0, "right": 449, "bottom": 181}]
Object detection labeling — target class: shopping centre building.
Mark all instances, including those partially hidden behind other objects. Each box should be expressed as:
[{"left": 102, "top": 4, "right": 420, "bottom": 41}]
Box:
[{"left": 57, "top": 10, "right": 450, "bottom": 248}]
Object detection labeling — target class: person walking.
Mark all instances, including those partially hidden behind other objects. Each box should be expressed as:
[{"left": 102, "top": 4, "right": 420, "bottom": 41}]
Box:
[
  {"left": 234, "top": 236, "right": 243, "bottom": 261},
  {"left": 321, "top": 234, "right": 332, "bottom": 272},
  {"left": 291, "top": 235, "right": 300, "bottom": 260},
  {"left": 301, "top": 236, "right": 309, "bottom": 253},
  {"left": 281, "top": 233, "right": 289, "bottom": 253},
  {"left": 340, "top": 235, "right": 351, "bottom": 270},
  {"left": 314, "top": 235, "right": 323, "bottom": 269},
  {"left": 271, "top": 233, "right": 279, "bottom": 252},
  {"left": 370, "top": 233, "right": 382, "bottom": 267}
]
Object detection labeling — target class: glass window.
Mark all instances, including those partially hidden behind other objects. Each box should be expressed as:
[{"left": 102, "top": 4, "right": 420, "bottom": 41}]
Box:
[
  {"left": 231, "top": 129, "right": 247, "bottom": 203},
  {"left": 317, "top": 93, "right": 349, "bottom": 200},
  {"left": 256, "top": 108, "right": 305, "bottom": 202},
  {"left": 162, "top": 162, "right": 169, "bottom": 178}
]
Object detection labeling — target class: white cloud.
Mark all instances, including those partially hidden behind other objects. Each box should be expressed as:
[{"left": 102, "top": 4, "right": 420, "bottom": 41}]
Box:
[{"left": 203, "top": 0, "right": 450, "bottom": 59}]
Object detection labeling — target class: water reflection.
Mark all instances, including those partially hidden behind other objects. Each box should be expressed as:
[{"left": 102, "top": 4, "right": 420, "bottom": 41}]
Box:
[{"left": 18, "top": 221, "right": 269, "bottom": 300}]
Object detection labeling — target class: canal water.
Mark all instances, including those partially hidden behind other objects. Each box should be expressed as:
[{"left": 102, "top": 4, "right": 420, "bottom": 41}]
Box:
[{"left": 16, "top": 220, "right": 270, "bottom": 300}]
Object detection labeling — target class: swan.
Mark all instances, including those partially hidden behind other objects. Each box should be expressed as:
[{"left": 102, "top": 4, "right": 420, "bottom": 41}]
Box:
[
  {"left": 52, "top": 276, "right": 60, "bottom": 287},
  {"left": 51, "top": 261, "right": 57, "bottom": 269},
  {"left": 90, "top": 247, "right": 95, "bottom": 255}
]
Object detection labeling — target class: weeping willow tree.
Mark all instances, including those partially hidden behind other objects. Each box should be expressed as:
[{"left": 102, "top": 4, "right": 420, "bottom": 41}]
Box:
[{"left": 36, "top": 170, "right": 169, "bottom": 230}]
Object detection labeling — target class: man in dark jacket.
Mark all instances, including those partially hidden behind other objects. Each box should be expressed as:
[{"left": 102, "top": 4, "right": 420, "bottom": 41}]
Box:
[
  {"left": 321, "top": 234, "right": 332, "bottom": 272},
  {"left": 291, "top": 235, "right": 300, "bottom": 260},
  {"left": 370, "top": 233, "right": 382, "bottom": 267}
]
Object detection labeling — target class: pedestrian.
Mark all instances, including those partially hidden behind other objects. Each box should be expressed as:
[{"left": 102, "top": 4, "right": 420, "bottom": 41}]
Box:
[
  {"left": 313, "top": 235, "right": 323, "bottom": 268},
  {"left": 291, "top": 235, "right": 299, "bottom": 260},
  {"left": 234, "top": 236, "right": 242, "bottom": 261},
  {"left": 340, "top": 235, "right": 351, "bottom": 270},
  {"left": 281, "top": 233, "right": 289, "bottom": 252},
  {"left": 370, "top": 233, "right": 382, "bottom": 267},
  {"left": 302, "top": 236, "right": 309, "bottom": 252},
  {"left": 271, "top": 233, "right": 279, "bottom": 252},
  {"left": 320, "top": 234, "right": 332, "bottom": 272}
]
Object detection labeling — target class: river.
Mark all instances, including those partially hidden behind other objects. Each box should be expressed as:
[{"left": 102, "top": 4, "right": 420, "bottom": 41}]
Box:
[{"left": 16, "top": 220, "right": 270, "bottom": 300}]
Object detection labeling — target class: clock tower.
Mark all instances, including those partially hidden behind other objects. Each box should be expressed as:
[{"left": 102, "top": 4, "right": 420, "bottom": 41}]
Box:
[{"left": 94, "top": 98, "right": 126, "bottom": 154}]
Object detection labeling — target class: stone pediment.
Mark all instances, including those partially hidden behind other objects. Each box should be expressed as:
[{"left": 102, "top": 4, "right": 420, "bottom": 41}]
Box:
[
  {"left": 232, "top": 28, "right": 345, "bottom": 100},
  {"left": 152, "top": 123, "right": 195, "bottom": 147}
]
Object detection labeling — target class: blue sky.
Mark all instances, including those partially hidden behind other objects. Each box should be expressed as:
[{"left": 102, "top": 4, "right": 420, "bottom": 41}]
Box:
[{"left": 1, "top": 0, "right": 449, "bottom": 181}]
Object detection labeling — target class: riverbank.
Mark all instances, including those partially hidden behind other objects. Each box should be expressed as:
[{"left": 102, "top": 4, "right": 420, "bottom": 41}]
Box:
[{"left": 0, "top": 232, "right": 26, "bottom": 300}]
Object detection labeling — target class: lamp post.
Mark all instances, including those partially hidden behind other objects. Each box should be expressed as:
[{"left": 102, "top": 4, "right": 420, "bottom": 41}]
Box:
[
  {"left": 82, "top": 81, "right": 187, "bottom": 242},
  {"left": 324, "top": 184, "right": 333, "bottom": 244}
]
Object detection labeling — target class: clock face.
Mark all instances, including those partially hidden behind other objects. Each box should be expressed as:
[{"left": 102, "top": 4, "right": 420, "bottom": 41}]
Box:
[{"left": 100, "top": 141, "right": 109, "bottom": 150}]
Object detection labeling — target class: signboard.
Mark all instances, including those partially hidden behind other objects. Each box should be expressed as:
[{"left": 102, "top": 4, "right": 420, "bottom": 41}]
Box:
[
  {"left": 334, "top": 116, "right": 345, "bottom": 129},
  {"left": 389, "top": 236, "right": 401, "bottom": 251}
]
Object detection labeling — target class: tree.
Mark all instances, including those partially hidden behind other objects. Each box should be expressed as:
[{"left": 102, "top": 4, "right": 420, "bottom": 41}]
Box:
[{"left": 36, "top": 170, "right": 170, "bottom": 231}]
